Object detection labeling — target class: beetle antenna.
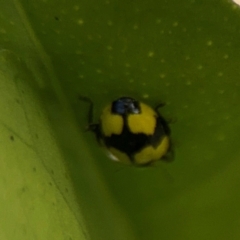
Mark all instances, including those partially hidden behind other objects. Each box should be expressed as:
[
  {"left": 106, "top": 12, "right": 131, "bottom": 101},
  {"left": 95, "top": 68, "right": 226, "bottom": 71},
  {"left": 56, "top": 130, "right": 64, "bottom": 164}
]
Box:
[
  {"left": 79, "top": 96, "right": 94, "bottom": 124},
  {"left": 154, "top": 102, "right": 166, "bottom": 113}
]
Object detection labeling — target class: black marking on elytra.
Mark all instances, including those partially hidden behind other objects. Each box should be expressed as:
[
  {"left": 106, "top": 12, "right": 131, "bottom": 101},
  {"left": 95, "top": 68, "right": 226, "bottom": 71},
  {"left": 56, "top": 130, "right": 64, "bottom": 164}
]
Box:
[
  {"left": 103, "top": 112, "right": 169, "bottom": 163},
  {"left": 150, "top": 116, "right": 169, "bottom": 148},
  {"left": 104, "top": 117, "right": 148, "bottom": 155}
]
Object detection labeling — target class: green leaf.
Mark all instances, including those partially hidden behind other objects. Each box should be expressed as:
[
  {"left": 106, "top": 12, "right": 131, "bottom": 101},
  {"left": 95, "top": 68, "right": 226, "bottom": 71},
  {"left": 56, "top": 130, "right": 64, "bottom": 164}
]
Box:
[
  {"left": 0, "top": 49, "right": 89, "bottom": 239},
  {"left": 1, "top": 0, "right": 240, "bottom": 239},
  {"left": 0, "top": 1, "right": 135, "bottom": 240}
]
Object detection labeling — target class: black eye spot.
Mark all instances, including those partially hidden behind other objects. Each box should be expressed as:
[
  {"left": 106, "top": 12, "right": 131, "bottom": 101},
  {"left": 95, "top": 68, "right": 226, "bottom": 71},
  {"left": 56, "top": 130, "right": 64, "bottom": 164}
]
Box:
[
  {"left": 10, "top": 135, "right": 14, "bottom": 141},
  {"left": 54, "top": 16, "right": 59, "bottom": 21}
]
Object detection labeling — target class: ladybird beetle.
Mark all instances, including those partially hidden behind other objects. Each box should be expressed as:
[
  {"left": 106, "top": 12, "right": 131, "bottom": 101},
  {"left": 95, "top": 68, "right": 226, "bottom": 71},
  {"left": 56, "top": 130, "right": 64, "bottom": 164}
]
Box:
[{"left": 79, "top": 96, "right": 173, "bottom": 166}]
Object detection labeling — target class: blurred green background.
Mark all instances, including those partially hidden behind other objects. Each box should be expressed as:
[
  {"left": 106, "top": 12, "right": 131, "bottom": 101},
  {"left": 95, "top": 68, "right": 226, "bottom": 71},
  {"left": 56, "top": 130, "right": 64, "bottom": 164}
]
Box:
[{"left": 1, "top": 0, "right": 240, "bottom": 239}]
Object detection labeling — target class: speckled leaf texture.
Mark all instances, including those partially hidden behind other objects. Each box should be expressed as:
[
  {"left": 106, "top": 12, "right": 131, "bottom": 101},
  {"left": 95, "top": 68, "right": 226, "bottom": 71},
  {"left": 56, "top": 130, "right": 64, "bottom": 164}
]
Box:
[{"left": 1, "top": 0, "right": 240, "bottom": 240}]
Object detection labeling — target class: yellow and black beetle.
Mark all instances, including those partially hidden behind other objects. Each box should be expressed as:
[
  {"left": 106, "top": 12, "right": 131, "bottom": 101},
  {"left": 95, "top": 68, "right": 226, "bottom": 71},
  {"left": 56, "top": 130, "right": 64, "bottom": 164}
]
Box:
[{"left": 79, "top": 96, "right": 173, "bottom": 167}]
